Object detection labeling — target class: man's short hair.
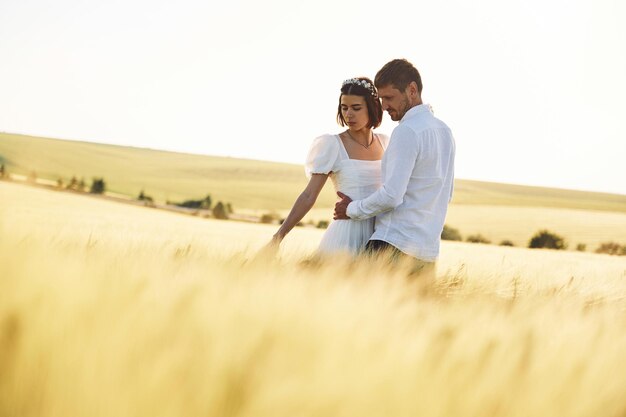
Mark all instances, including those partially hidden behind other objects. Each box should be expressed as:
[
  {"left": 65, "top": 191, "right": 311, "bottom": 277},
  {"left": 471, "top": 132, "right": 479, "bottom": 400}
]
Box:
[{"left": 375, "top": 59, "right": 423, "bottom": 94}]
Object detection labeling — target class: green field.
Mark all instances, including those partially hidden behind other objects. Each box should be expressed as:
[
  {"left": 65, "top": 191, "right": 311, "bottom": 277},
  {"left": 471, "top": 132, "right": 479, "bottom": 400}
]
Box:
[{"left": 1, "top": 132, "right": 625, "bottom": 212}]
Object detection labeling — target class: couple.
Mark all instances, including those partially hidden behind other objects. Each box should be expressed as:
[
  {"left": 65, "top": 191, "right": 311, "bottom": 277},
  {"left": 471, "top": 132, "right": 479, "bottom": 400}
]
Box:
[{"left": 270, "top": 59, "right": 456, "bottom": 278}]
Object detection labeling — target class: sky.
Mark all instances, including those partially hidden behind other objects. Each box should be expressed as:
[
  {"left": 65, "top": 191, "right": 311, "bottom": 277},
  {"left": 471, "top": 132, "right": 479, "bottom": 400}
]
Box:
[{"left": 1, "top": 0, "right": 625, "bottom": 195}]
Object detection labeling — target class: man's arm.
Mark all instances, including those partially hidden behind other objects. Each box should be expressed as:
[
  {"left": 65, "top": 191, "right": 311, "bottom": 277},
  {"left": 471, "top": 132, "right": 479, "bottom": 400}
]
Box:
[{"left": 345, "top": 126, "right": 419, "bottom": 220}]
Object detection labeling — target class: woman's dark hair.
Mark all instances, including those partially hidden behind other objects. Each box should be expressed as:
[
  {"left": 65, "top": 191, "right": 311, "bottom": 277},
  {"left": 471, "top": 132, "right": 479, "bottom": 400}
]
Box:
[
  {"left": 374, "top": 59, "right": 422, "bottom": 94},
  {"left": 336, "top": 77, "right": 383, "bottom": 129}
]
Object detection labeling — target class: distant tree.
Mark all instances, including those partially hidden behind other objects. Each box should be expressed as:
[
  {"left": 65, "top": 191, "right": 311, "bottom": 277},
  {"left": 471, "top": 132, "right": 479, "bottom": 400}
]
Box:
[
  {"left": 78, "top": 178, "right": 86, "bottom": 192},
  {"left": 576, "top": 243, "right": 587, "bottom": 252},
  {"left": 0, "top": 164, "right": 5, "bottom": 178},
  {"left": 595, "top": 242, "right": 625, "bottom": 256},
  {"left": 90, "top": 178, "right": 106, "bottom": 194},
  {"left": 499, "top": 240, "right": 515, "bottom": 247},
  {"left": 466, "top": 234, "right": 491, "bottom": 244},
  {"left": 528, "top": 230, "right": 567, "bottom": 250},
  {"left": 212, "top": 201, "right": 229, "bottom": 220},
  {"left": 226, "top": 203, "right": 233, "bottom": 214},
  {"left": 441, "top": 225, "right": 462, "bottom": 241}
]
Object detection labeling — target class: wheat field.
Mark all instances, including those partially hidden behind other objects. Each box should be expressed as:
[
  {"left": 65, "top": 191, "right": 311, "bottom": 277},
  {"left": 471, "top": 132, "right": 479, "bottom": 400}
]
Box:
[
  {"left": 1, "top": 180, "right": 626, "bottom": 417},
  {"left": 2, "top": 132, "right": 625, "bottom": 213},
  {"left": 3, "top": 132, "right": 626, "bottom": 250},
  {"left": 270, "top": 204, "right": 626, "bottom": 251}
]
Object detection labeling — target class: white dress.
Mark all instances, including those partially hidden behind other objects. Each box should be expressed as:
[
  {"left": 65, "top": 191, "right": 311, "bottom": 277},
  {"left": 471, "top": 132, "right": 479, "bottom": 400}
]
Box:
[{"left": 305, "top": 133, "right": 390, "bottom": 255}]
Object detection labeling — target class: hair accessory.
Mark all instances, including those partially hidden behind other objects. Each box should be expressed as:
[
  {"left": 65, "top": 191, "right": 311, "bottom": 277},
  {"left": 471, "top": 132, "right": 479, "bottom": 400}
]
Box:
[{"left": 342, "top": 78, "right": 378, "bottom": 98}]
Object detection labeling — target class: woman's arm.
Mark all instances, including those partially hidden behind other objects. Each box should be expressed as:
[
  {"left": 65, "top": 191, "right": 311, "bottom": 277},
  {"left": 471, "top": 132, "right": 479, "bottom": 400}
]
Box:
[{"left": 271, "top": 174, "right": 329, "bottom": 244}]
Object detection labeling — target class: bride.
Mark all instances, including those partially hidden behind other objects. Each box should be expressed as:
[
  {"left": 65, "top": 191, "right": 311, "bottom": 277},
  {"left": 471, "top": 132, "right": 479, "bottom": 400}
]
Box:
[{"left": 268, "top": 77, "right": 389, "bottom": 255}]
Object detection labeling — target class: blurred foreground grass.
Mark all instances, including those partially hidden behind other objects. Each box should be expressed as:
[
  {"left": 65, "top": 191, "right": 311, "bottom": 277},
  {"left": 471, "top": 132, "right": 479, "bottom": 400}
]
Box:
[{"left": 1, "top": 181, "right": 626, "bottom": 417}]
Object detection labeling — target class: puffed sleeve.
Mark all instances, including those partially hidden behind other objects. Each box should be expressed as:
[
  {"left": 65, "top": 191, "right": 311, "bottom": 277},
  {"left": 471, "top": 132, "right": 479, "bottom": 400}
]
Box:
[{"left": 304, "top": 134, "right": 340, "bottom": 179}]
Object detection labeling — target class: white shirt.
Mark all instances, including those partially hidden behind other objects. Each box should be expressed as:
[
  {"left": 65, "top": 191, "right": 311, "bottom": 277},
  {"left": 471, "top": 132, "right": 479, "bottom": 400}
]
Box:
[{"left": 346, "top": 104, "right": 455, "bottom": 261}]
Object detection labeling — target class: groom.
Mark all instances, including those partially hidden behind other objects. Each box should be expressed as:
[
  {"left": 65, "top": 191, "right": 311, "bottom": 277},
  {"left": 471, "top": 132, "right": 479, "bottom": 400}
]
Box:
[{"left": 334, "top": 58, "right": 456, "bottom": 279}]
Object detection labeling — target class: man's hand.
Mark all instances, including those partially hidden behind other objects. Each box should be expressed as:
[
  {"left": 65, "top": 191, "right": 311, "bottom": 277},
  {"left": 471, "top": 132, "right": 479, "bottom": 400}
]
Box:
[{"left": 333, "top": 191, "right": 352, "bottom": 220}]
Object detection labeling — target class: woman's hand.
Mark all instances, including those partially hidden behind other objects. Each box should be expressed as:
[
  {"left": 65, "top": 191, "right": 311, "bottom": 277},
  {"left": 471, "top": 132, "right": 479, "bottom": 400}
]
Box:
[{"left": 258, "top": 235, "right": 281, "bottom": 259}]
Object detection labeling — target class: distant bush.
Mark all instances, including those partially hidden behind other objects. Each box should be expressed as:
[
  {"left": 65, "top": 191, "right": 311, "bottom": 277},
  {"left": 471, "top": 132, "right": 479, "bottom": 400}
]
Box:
[
  {"left": 441, "top": 225, "right": 462, "bottom": 241},
  {"left": 576, "top": 243, "right": 587, "bottom": 252},
  {"left": 56, "top": 178, "right": 64, "bottom": 189},
  {"left": 466, "top": 234, "right": 491, "bottom": 244},
  {"left": 528, "top": 230, "right": 567, "bottom": 250},
  {"left": 138, "top": 190, "right": 154, "bottom": 203},
  {"left": 67, "top": 177, "right": 87, "bottom": 192},
  {"left": 177, "top": 195, "right": 212, "bottom": 210},
  {"left": 595, "top": 242, "right": 626, "bottom": 256},
  {"left": 276, "top": 218, "right": 302, "bottom": 227},
  {"left": 317, "top": 220, "right": 329, "bottom": 229},
  {"left": 178, "top": 200, "right": 200, "bottom": 208},
  {"left": 226, "top": 203, "right": 234, "bottom": 214},
  {"left": 90, "top": 178, "right": 106, "bottom": 194},
  {"left": 260, "top": 212, "right": 279, "bottom": 224},
  {"left": 212, "top": 201, "right": 229, "bottom": 220},
  {"left": 66, "top": 176, "right": 79, "bottom": 191},
  {"left": 0, "top": 164, "right": 5, "bottom": 178},
  {"left": 499, "top": 240, "right": 515, "bottom": 247}
]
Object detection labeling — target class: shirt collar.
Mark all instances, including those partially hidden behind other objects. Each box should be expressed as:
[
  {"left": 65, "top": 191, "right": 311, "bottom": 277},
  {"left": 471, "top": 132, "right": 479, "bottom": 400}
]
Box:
[{"left": 400, "top": 103, "right": 432, "bottom": 122}]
